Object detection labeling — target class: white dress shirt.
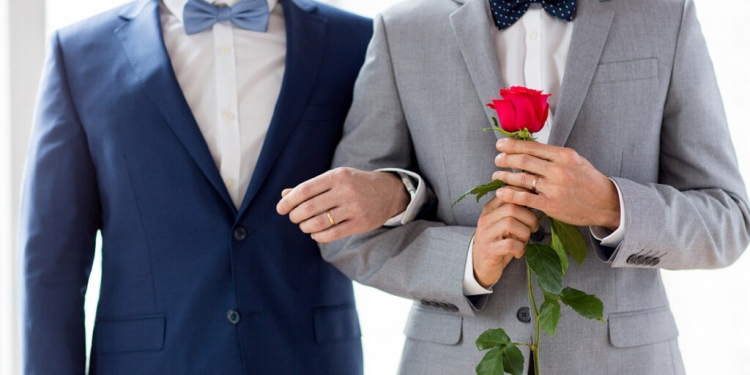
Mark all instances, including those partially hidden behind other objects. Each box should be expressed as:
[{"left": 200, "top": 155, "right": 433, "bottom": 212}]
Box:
[
  {"left": 161, "top": 0, "right": 285, "bottom": 209},
  {"left": 160, "top": 0, "right": 426, "bottom": 219},
  {"left": 462, "top": 4, "right": 627, "bottom": 295}
]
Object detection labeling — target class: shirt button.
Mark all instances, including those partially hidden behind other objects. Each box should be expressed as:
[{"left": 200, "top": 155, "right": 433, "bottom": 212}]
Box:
[
  {"left": 218, "top": 45, "right": 231, "bottom": 55},
  {"left": 222, "top": 111, "right": 235, "bottom": 121},
  {"left": 233, "top": 227, "right": 248, "bottom": 242},
  {"left": 225, "top": 178, "right": 236, "bottom": 190},
  {"left": 529, "top": 31, "right": 539, "bottom": 40},
  {"left": 226, "top": 309, "right": 241, "bottom": 325}
]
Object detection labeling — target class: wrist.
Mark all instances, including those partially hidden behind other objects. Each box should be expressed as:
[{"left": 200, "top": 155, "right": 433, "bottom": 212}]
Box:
[
  {"left": 599, "top": 179, "right": 621, "bottom": 231},
  {"left": 382, "top": 172, "right": 410, "bottom": 218}
]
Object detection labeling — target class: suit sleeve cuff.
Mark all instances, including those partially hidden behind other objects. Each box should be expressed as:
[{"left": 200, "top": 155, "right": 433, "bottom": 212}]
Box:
[
  {"left": 463, "top": 235, "right": 494, "bottom": 296},
  {"left": 590, "top": 178, "right": 627, "bottom": 247},
  {"left": 377, "top": 168, "right": 427, "bottom": 226}
]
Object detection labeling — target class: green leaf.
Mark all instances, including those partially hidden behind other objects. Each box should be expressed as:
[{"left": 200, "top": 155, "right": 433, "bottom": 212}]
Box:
[
  {"left": 539, "top": 298, "right": 561, "bottom": 336},
  {"left": 475, "top": 329, "right": 525, "bottom": 375},
  {"left": 452, "top": 180, "right": 505, "bottom": 209},
  {"left": 548, "top": 229, "right": 569, "bottom": 276},
  {"left": 526, "top": 244, "right": 563, "bottom": 295},
  {"left": 560, "top": 287, "right": 605, "bottom": 322},
  {"left": 476, "top": 347, "right": 505, "bottom": 375},
  {"left": 499, "top": 342, "right": 525, "bottom": 375},
  {"left": 476, "top": 328, "right": 513, "bottom": 351},
  {"left": 550, "top": 219, "right": 588, "bottom": 267}
]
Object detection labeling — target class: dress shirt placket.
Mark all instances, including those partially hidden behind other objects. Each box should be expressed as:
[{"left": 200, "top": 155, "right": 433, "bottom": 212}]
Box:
[
  {"left": 213, "top": 21, "right": 243, "bottom": 208},
  {"left": 523, "top": 7, "right": 552, "bottom": 144}
]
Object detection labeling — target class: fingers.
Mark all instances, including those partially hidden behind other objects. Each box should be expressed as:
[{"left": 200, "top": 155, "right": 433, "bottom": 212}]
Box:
[
  {"left": 276, "top": 172, "right": 334, "bottom": 215},
  {"left": 481, "top": 203, "right": 539, "bottom": 235},
  {"left": 494, "top": 151, "right": 549, "bottom": 176},
  {"left": 493, "top": 171, "right": 543, "bottom": 194},
  {"left": 281, "top": 188, "right": 292, "bottom": 197},
  {"left": 472, "top": 237, "right": 526, "bottom": 287},
  {"left": 496, "top": 138, "right": 561, "bottom": 162},
  {"left": 495, "top": 186, "right": 547, "bottom": 212},
  {"left": 298, "top": 206, "right": 344, "bottom": 234},
  {"left": 287, "top": 190, "right": 346, "bottom": 224},
  {"left": 310, "top": 221, "right": 356, "bottom": 244}
]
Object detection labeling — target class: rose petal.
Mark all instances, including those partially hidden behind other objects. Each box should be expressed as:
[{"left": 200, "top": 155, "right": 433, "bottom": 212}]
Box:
[
  {"left": 500, "top": 92, "right": 536, "bottom": 132},
  {"left": 492, "top": 99, "right": 519, "bottom": 132}
]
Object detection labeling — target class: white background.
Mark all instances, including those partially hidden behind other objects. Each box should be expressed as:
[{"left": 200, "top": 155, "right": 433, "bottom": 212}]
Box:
[{"left": 2, "top": 0, "right": 749, "bottom": 374}]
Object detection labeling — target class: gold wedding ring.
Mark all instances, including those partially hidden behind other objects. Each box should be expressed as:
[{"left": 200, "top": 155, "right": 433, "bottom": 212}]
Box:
[
  {"left": 531, "top": 175, "right": 540, "bottom": 193},
  {"left": 325, "top": 209, "right": 336, "bottom": 227}
]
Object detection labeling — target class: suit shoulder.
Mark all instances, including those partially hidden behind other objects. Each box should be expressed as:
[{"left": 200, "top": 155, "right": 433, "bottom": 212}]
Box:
[
  {"left": 314, "top": 2, "right": 372, "bottom": 30},
  {"left": 55, "top": 1, "right": 138, "bottom": 43},
  {"left": 313, "top": 2, "right": 373, "bottom": 46},
  {"left": 380, "top": 0, "right": 457, "bottom": 27}
]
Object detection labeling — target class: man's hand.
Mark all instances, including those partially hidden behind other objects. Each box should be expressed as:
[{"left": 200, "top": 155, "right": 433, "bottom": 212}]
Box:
[
  {"left": 276, "top": 168, "right": 410, "bottom": 243},
  {"left": 473, "top": 195, "right": 539, "bottom": 288},
  {"left": 492, "top": 138, "right": 621, "bottom": 230}
]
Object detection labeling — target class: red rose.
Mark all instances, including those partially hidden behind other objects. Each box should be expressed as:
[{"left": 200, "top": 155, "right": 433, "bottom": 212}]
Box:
[{"left": 487, "top": 86, "right": 551, "bottom": 134}]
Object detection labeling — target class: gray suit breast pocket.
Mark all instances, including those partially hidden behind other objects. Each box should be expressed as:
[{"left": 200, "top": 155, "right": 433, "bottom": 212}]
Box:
[
  {"left": 403, "top": 307, "right": 463, "bottom": 345},
  {"left": 592, "top": 58, "right": 658, "bottom": 84}
]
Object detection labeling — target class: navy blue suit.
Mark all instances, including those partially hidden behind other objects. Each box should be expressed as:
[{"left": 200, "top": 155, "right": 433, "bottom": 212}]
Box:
[{"left": 20, "top": 0, "right": 372, "bottom": 373}]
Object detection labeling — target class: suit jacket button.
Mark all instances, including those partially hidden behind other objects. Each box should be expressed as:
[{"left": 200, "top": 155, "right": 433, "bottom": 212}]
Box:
[
  {"left": 226, "top": 309, "right": 241, "bottom": 325},
  {"left": 636, "top": 256, "right": 646, "bottom": 265},
  {"left": 652, "top": 258, "right": 661, "bottom": 266},
  {"left": 517, "top": 307, "right": 531, "bottom": 323},
  {"left": 627, "top": 255, "right": 637, "bottom": 264},
  {"left": 233, "top": 227, "right": 248, "bottom": 242},
  {"left": 530, "top": 229, "right": 545, "bottom": 242}
]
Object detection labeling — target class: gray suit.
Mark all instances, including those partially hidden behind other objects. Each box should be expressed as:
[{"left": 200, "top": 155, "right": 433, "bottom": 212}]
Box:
[{"left": 322, "top": 0, "right": 750, "bottom": 373}]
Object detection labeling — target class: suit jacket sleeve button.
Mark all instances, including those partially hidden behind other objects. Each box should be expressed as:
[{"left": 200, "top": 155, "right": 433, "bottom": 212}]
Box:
[
  {"left": 227, "top": 309, "right": 241, "bottom": 325},
  {"left": 233, "top": 227, "right": 248, "bottom": 241},
  {"left": 626, "top": 254, "right": 637, "bottom": 264},
  {"left": 446, "top": 304, "right": 459, "bottom": 312},
  {"left": 517, "top": 307, "right": 531, "bottom": 323}
]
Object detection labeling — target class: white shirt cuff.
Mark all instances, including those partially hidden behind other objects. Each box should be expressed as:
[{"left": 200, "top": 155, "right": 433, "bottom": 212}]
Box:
[
  {"left": 590, "top": 178, "right": 626, "bottom": 247},
  {"left": 376, "top": 168, "right": 427, "bottom": 226},
  {"left": 463, "top": 235, "right": 494, "bottom": 296}
]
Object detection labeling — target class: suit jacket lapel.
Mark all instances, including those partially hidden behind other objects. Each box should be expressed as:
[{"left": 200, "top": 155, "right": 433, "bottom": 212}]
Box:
[
  {"left": 115, "top": 0, "right": 235, "bottom": 212},
  {"left": 548, "top": 0, "right": 614, "bottom": 146},
  {"left": 237, "top": 0, "right": 328, "bottom": 216},
  {"left": 450, "top": 0, "right": 506, "bottom": 138}
]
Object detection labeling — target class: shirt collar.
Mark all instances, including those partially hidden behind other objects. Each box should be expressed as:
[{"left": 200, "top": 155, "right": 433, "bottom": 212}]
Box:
[{"left": 163, "top": 0, "right": 279, "bottom": 24}]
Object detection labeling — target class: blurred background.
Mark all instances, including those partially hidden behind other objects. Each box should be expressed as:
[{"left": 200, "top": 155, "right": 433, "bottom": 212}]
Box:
[{"left": 1, "top": 0, "right": 749, "bottom": 374}]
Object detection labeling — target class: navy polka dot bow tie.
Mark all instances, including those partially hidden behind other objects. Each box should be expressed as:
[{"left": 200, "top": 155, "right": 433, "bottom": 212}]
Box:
[{"left": 489, "top": 0, "right": 577, "bottom": 30}]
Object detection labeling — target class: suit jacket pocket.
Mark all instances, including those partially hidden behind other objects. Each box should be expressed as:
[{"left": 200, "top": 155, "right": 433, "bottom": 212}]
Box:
[
  {"left": 403, "top": 307, "right": 463, "bottom": 345},
  {"left": 313, "top": 304, "right": 361, "bottom": 344},
  {"left": 608, "top": 306, "right": 678, "bottom": 348},
  {"left": 93, "top": 314, "right": 165, "bottom": 354},
  {"left": 592, "top": 58, "right": 658, "bottom": 84}
]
